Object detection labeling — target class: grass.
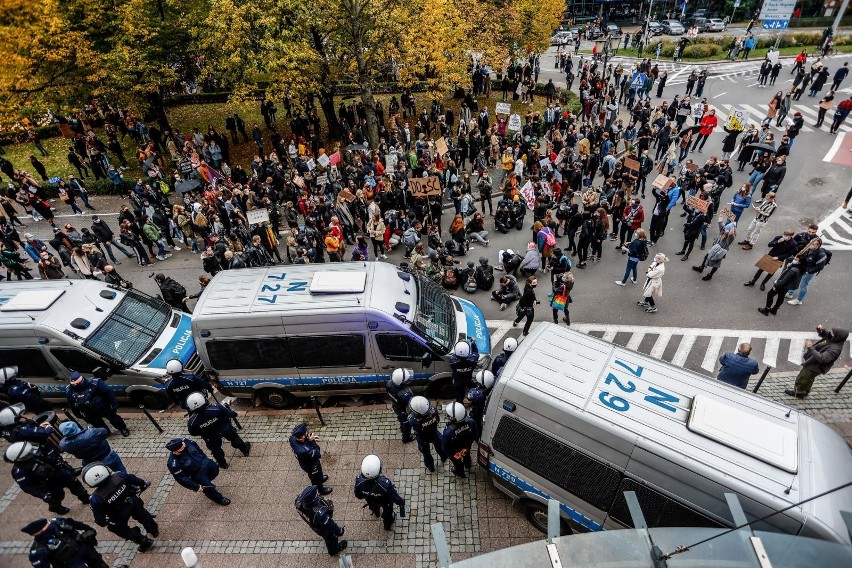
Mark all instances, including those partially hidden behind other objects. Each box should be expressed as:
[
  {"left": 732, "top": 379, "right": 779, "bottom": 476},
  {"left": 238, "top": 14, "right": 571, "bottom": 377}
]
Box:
[
  {"left": 591, "top": 43, "right": 852, "bottom": 62},
  {"left": 2, "top": 92, "right": 561, "bottom": 183}
]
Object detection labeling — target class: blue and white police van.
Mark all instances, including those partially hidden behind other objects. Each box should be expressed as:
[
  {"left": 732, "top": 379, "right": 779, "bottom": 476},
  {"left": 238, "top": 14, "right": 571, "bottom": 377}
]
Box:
[
  {"left": 191, "top": 263, "right": 491, "bottom": 408},
  {"left": 0, "top": 280, "right": 200, "bottom": 409},
  {"left": 478, "top": 323, "right": 852, "bottom": 544}
]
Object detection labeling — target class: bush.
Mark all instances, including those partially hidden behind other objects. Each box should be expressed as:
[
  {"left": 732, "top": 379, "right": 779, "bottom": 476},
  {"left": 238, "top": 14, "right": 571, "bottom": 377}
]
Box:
[
  {"left": 682, "top": 44, "right": 722, "bottom": 59},
  {"left": 0, "top": 124, "right": 60, "bottom": 146}
]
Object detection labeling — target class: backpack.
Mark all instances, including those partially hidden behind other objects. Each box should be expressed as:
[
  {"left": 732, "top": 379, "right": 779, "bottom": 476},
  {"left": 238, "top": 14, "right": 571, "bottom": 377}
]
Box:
[
  {"left": 463, "top": 272, "right": 478, "bottom": 293},
  {"left": 637, "top": 241, "right": 649, "bottom": 261},
  {"left": 544, "top": 231, "right": 556, "bottom": 248}
]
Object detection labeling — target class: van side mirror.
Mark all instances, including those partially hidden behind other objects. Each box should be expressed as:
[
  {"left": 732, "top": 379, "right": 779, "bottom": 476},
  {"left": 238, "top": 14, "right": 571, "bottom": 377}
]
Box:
[{"left": 421, "top": 353, "right": 433, "bottom": 368}]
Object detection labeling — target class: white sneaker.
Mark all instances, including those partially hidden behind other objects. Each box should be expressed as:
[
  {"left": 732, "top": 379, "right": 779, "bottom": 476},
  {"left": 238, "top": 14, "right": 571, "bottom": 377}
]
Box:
[
  {"left": 156, "top": 255, "right": 165, "bottom": 261},
  {"left": 172, "top": 246, "right": 181, "bottom": 251},
  {"left": 381, "top": 254, "right": 387, "bottom": 259},
  {"left": 164, "top": 253, "right": 173, "bottom": 258},
  {"left": 631, "top": 279, "right": 637, "bottom": 284},
  {"left": 787, "top": 299, "right": 802, "bottom": 305},
  {"left": 645, "top": 306, "right": 657, "bottom": 313},
  {"left": 615, "top": 280, "right": 626, "bottom": 286},
  {"left": 500, "top": 303, "right": 507, "bottom": 311}
]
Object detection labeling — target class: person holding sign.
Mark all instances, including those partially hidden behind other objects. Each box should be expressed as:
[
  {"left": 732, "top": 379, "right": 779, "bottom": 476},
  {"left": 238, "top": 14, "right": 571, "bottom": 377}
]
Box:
[
  {"left": 744, "top": 228, "right": 798, "bottom": 290},
  {"left": 691, "top": 109, "right": 717, "bottom": 154}
]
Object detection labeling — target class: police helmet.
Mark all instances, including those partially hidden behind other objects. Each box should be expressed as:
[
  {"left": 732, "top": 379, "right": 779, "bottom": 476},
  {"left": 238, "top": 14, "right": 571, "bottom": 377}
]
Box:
[
  {"left": 475, "top": 370, "right": 496, "bottom": 389},
  {"left": 391, "top": 368, "right": 413, "bottom": 386},
  {"left": 166, "top": 359, "right": 184, "bottom": 375},
  {"left": 0, "top": 366, "right": 18, "bottom": 384},
  {"left": 4, "top": 441, "right": 39, "bottom": 463},
  {"left": 454, "top": 341, "right": 471, "bottom": 358},
  {"left": 408, "top": 396, "right": 431, "bottom": 416},
  {"left": 360, "top": 454, "right": 382, "bottom": 479},
  {"left": 0, "top": 403, "right": 26, "bottom": 427},
  {"left": 503, "top": 337, "right": 518, "bottom": 352},
  {"left": 82, "top": 462, "right": 112, "bottom": 487},
  {"left": 185, "top": 391, "right": 207, "bottom": 412},
  {"left": 445, "top": 402, "right": 468, "bottom": 423}
]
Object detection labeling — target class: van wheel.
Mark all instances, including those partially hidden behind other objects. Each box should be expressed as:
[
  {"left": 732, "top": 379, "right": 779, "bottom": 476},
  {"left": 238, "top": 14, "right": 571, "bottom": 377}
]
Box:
[
  {"left": 129, "top": 391, "right": 170, "bottom": 411},
  {"left": 257, "top": 388, "right": 294, "bottom": 409},
  {"left": 522, "top": 501, "right": 572, "bottom": 536},
  {"left": 426, "top": 377, "right": 455, "bottom": 400}
]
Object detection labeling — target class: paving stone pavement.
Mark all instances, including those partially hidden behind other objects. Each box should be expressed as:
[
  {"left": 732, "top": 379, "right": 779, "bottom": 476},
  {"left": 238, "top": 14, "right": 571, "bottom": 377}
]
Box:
[{"left": 1, "top": 370, "right": 851, "bottom": 567}]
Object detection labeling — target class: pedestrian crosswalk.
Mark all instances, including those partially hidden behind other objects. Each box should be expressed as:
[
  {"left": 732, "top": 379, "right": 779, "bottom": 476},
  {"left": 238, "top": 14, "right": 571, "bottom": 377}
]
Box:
[
  {"left": 816, "top": 206, "right": 852, "bottom": 251},
  {"left": 485, "top": 320, "right": 852, "bottom": 375},
  {"left": 703, "top": 103, "right": 852, "bottom": 135}
]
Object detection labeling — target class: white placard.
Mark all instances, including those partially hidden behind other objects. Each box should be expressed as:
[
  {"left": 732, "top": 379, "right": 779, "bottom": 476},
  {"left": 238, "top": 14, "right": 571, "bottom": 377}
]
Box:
[
  {"left": 247, "top": 208, "right": 270, "bottom": 225},
  {"left": 495, "top": 102, "right": 511, "bottom": 115},
  {"left": 306, "top": 158, "right": 316, "bottom": 171},
  {"left": 508, "top": 113, "right": 522, "bottom": 131},
  {"left": 539, "top": 158, "right": 552, "bottom": 170},
  {"left": 520, "top": 180, "right": 536, "bottom": 209},
  {"left": 317, "top": 154, "right": 330, "bottom": 167},
  {"left": 316, "top": 175, "right": 328, "bottom": 186},
  {"left": 724, "top": 108, "right": 750, "bottom": 131},
  {"left": 692, "top": 103, "right": 705, "bottom": 118}
]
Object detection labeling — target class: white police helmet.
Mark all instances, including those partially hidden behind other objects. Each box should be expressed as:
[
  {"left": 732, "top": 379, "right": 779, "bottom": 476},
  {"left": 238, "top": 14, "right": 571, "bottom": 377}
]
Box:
[
  {"left": 475, "top": 370, "right": 496, "bottom": 389},
  {"left": 503, "top": 337, "right": 518, "bottom": 352},
  {"left": 0, "top": 403, "right": 26, "bottom": 427},
  {"left": 360, "top": 454, "right": 382, "bottom": 479},
  {"left": 0, "top": 365, "right": 18, "bottom": 385},
  {"left": 454, "top": 341, "right": 471, "bottom": 358},
  {"left": 82, "top": 463, "right": 112, "bottom": 487},
  {"left": 4, "top": 441, "right": 38, "bottom": 463},
  {"left": 409, "top": 396, "right": 431, "bottom": 416},
  {"left": 185, "top": 391, "right": 207, "bottom": 412},
  {"left": 166, "top": 359, "right": 184, "bottom": 375},
  {"left": 445, "top": 402, "right": 468, "bottom": 423},
  {"left": 391, "top": 368, "right": 413, "bottom": 386}
]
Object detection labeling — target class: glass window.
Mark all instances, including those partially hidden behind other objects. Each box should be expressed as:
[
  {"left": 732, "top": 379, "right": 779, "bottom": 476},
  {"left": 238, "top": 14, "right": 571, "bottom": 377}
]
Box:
[
  {"left": 0, "top": 349, "right": 55, "bottom": 378},
  {"left": 375, "top": 334, "right": 429, "bottom": 361},
  {"left": 413, "top": 274, "right": 455, "bottom": 353},
  {"left": 205, "top": 338, "right": 294, "bottom": 370},
  {"left": 608, "top": 478, "right": 725, "bottom": 529},
  {"left": 289, "top": 335, "right": 365, "bottom": 368},
  {"left": 50, "top": 348, "right": 104, "bottom": 374}
]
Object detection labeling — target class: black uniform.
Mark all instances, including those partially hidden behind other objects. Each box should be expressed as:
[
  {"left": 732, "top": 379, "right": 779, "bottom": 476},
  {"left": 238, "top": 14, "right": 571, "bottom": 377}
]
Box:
[
  {"left": 166, "top": 438, "right": 228, "bottom": 505},
  {"left": 408, "top": 406, "right": 446, "bottom": 472},
  {"left": 354, "top": 474, "right": 405, "bottom": 530},
  {"left": 295, "top": 486, "right": 346, "bottom": 555},
  {"left": 187, "top": 402, "right": 250, "bottom": 468},
  {"left": 466, "top": 384, "right": 491, "bottom": 437},
  {"left": 24, "top": 517, "right": 107, "bottom": 568},
  {"left": 441, "top": 416, "right": 478, "bottom": 478},
  {"left": 164, "top": 372, "right": 211, "bottom": 409},
  {"left": 89, "top": 472, "right": 157, "bottom": 548},
  {"left": 289, "top": 431, "right": 330, "bottom": 491},
  {"left": 385, "top": 379, "right": 414, "bottom": 442},
  {"left": 65, "top": 377, "right": 129, "bottom": 436},
  {"left": 11, "top": 448, "right": 90, "bottom": 514},
  {"left": 449, "top": 341, "right": 480, "bottom": 403},
  {"left": 0, "top": 377, "right": 50, "bottom": 413}
]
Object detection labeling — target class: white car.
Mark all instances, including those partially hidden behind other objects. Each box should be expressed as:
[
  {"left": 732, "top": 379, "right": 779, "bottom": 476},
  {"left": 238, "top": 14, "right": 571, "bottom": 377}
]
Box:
[{"left": 551, "top": 31, "right": 573, "bottom": 45}]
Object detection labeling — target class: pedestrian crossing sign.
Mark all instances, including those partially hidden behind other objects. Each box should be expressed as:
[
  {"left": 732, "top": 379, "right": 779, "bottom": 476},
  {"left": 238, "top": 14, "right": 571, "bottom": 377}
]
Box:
[{"left": 631, "top": 74, "right": 645, "bottom": 89}]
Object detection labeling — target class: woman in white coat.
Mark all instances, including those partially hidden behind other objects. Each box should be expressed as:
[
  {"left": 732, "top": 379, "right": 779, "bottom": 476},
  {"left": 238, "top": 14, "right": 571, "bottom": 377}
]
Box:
[{"left": 638, "top": 253, "right": 668, "bottom": 313}]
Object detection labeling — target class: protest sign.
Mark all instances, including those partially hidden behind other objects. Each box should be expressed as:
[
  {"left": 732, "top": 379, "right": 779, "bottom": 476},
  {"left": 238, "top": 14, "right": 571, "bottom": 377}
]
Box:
[
  {"left": 316, "top": 175, "right": 328, "bottom": 187},
  {"left": 724, "top": 108, "right": 749, "bottom": 131},
  {"left": 686, "top": 195, "right": 709, "bottom": 213},
  {"left": 329, "top": 152, "right": 341, "bottom": 165},
  {"left": 508, "top": 114, "right": 522, "bottom": 131},
  {"left": 720, "top": 207, "right": 736, "bottom": 222},
  {"left": 692, "top": 102, "right": 705, "bottom": 118},
  {"left": 519, "top": 180, "right": 536, "bottom": 209},
  {"left": 755, "top": 254, "right": 783, "bottom": 274},
  {"left": 624, "top": 157, "right": 641, "bottom": 176},
  {"left": 306, "top": 158, "right": 316, "bottom": 171},
  {"left": 652, "top": 175, "right": 675, "bottom": 190},
  {"left": 247, "top": 208, "right": 270, "bottom": 225},
  {"left": 408, "top": 177, "right": 442, "bottom": 197},
  {"left": 338, "top": 189, "right": 356, "bottom": 201},
  {"left": 495, "top": 102, "right": 511, "bottom": 115},
  {"left": 436, "top": 137, "right": 449, "bottom": 157},
  {"left": 317, "top": 153, "right": 330, "bottom": 167},
  {"left": 539, "top": 158, "right": 552, "bottom": 171}
]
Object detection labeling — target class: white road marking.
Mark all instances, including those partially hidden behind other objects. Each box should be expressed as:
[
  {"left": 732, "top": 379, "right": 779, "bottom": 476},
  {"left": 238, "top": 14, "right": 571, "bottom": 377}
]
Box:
[
  {"left": 763, "top": 337, "right": 780, "bottom": 369},
  {"left": 650, "top": 331, "right": 672, "bottom": 359},
  {"left": 672, "top": 335, "right": 697, "bottom": 367},
  {"left": 823, "top": 132, "right": 847, "bottom": 163},
  {"left": 702, "top": 336, "right": 725, "bottom": 372},
  {"left": 602, "top": 330, "right": 618, "bottom": 342},
  {"left": 626, "top": 332, "right": 645, "bottom": 351},
  {"left": 816, "top": 204, "right": 852, "bottom": 250},
  {"left": 713, "top": 92, "right": 728, "bottom": 98},
  {"left": 488, "top": 320, "right": 513, "bottom": 350}
]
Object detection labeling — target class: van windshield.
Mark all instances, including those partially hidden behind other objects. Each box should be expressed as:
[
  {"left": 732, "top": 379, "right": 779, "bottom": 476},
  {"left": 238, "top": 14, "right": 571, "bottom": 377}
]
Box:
[
  {"left": 412, "top": 273, "right": 456, "bottom": 353},
  {"left": 84, "top": 289, "right": 171, "bottom": 367}
]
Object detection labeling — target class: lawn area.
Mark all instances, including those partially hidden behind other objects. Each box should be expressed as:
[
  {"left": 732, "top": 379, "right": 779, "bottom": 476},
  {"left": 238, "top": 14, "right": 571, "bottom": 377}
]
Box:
[{"left": 1, "top": 91, "right": 566, "bottom": 184}]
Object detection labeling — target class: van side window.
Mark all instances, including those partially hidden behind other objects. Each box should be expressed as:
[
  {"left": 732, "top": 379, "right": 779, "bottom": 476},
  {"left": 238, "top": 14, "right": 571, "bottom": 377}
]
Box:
[
  {"left": 0, "top": 349, "right": 54, "bottom": 378},
  {"left": 50, "top": 348, "right": 104, "bottom": 374},
  {"left": 205, "top": 338, "right": 294, "bottom": 370},
  {"left": 375, "top": 334, "right": 429, "bottom": 361},
  {"left": 492, "top": 416, "right": 621, "bottom": 511},
  {"left": 608, "top": 478, "right": 724, "bottom": 529},
  {"left": 289, "top": 335, "right": 365, "bottom": 368}
]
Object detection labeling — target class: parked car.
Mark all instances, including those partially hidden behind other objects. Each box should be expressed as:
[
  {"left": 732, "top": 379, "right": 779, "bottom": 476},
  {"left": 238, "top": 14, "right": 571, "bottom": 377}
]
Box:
[
  {"left": 701, "top": 18, "right": 726, "bottom": 32},
  {"left": 663, "top": 19, "right": 686, "bottom": 35},
  {"left": 551, "top": 31, "right": 573, "bottom": 45},
  {"left": 647, "top": 21, "right": 664, "bottom": 36},
  {"left": 605, "top": 23, "right": 622, "bottom": 37},
  {"left": 689, "top": 17, "right": 708, "bottom": 31}
]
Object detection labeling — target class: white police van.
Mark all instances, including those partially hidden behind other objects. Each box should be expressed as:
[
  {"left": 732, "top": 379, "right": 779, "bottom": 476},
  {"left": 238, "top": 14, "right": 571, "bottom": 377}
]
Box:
[
  {"left": 478, "top": 323, "right": 852, "bottom": 544},
  {"left": 0, "top": 280, "right": 200, "bottom": 409},
  {"left": 191, "top": 263, "right": 491, "bottom": 408}
]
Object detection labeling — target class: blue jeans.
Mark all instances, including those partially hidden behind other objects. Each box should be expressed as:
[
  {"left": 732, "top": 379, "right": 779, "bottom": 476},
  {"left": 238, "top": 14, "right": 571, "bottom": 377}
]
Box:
[
  {"left": 101, "top": 450, "right": 127, "bottom": 474},
  {"left": 622, "top": 257, "right": 639, "bottom": 283},
  {"left": 748, "top": 171, "right": 765, "bottom": 190},
  {"left": 789, "top": 272, "right": 815, "bottom": 301}
]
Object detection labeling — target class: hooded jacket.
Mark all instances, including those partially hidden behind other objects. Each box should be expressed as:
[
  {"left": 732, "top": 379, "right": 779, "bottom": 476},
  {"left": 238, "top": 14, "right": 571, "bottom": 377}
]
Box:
[{"left": 802, "top": 328, "right": 849, "bottom": 375}]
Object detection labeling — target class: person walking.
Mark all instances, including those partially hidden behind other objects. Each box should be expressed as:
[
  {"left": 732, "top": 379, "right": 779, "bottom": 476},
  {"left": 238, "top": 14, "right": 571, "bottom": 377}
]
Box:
[
  {"left": 829, "top": 95, "right": 852, "bottom": 133},
  {"left": 831, "top": 62, "right": 849, "bottom": 92},
  {"left": 758, "top": 256, "right": 802, "bottom": 316},
  {"left": 59, "top": 421, "right": 127, "bottom": 474},
  {"left": 693, "top": 216, "right": 737, "bottom": 281},
  {"left": 154, "top": 273, "right": 190, "bottom": 312},
  {"left": 786, "top": 326, "right": 848, "bottom": 398},
  {"left": 22, "top": 517, "right": 108, "bottom": 568},
  {"left": 165, "top": 438, "right": 231, "bottom": 506},
  {"left": 408, "top": 396, "right": 446, "bottom": 473},
  {"left": 717, "top": 343, "right": 760, "bottom": 389},
  {"left": 616, "top": 228, "right": 648, "bottom": 285},
  {"left": 83, "top": 463, "right": 157, "bottom": 552},
  {"left": 816, "top": 91, "right": 835, "bottom": 127},
  {"left": 66, "top": 371, "right": 130, "bottom": 436},
  {"left": 638, "top": 253, "right": 668, "bottom": 313},
  {"left": 512, "top": 276, "right": 540, "bottom": 336},
  {"left": 186, "top": 391, "right": 251, "bottom": 469},
  {"left": 354, "top": 455, "right": 406, "bottom": 530},
  {"left": 5, "top": 441, "right": 90, "bottom": 515},
  {"left": 289, "top": 423, "right": 333, "bottom": 495},
  {"left": 295, "top": 485, "right": 347, "bottom": 555},
  {"left": 740, "top": 193, "right": 777, "bottom": 249},
  {"left": 549, "top": 272, "right": 573, "bottom": 326}
]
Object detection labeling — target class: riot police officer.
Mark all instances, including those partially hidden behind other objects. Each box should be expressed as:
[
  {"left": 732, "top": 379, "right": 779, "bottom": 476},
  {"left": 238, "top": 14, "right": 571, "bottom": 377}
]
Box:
[
  {"left": 295, "top": 485, "right": 347, "bottom": 556},
  {"left": 0, "top": 366, "right": 50, "bottom": 413},
  {"left": 408, "top": 396, "right": 445, "bottom": 472},
  {"left": 59, "top": 421, "right": 127, "bottom": 474},
  {"left": 467, "top": 370, "right": 495, "bottom": 437},
  {"left": 354, "top": 455, "right": 406, "bottom": 530},
  {"left": 165, "top": 437, "right": 230, "bottom": 506},
  {"left": 450, "top": 338, "right": 479, "bottom": 403},
  {"left": 491, "top": 337, "right": 517, "bottom": 377},
  {"left": 65, "top": 372, "right": 130, "bottom": 437},
  {"left": 386, "top": 368, "right": 415, "bottom": 443},
  {"left": 163, "top": 359, "right": 211, "bottom": 409},
  {"left": 0, "top": 403, "right": 56, "bottom": 445},
  {"left": 289, "top": 423, "right": 332, "bottom": 495},
  {"left": 441, "top": 402, "right": 477, "bottom": 478},
  {"left": 186, "top": 391, "right": 251, "bottom": 469},
  {"left": 5, "top": 441, "right": 90, "bottom": 514},
  {"left": 82, "top": 463, "right": 157, "bottom": 552},
  {"left": 21, "top": 517, "right": 107, "bottom": 568}
]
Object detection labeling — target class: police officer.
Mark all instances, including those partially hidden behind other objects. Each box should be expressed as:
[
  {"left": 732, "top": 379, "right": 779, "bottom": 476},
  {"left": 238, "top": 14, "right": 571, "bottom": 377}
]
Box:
[
  {"left": 82, "top": 463, "right": 157, "bottom": 552},
  {"left": 21, "top": 517, "right": 107, "bottom": 568},
  {"left": 295, "top": 485, "right": 347, "bottom": 556},
  {"left": 441, "top": 402, "right": 477, "bottom": 478},
  {"left": 163, "top": 359, "right": 211, "bottom": 409},
  {"left": 165, "top": 437, "right": 230, "bottom": 506},
  {"left": 5, "top": 441, "right": 90, "bottom": 514},
  {"left": 0, "top": 403, "right": 57, "bottom": 445},
  {"left": 59, "top": 421, "right": 127, "bottom": 474},
  {"left": 186, "top": 391, "right": 251, "bottom": 469},
  {"left": 386, "top": 368, "right": 415, "bottom": 443},
  {"left": 0, "top": 366, "right": 50, "bottom": 413},
  {"left": 289, "top": 423, "right": 332, "bottom": 495},
  {"left": 408, "top": 396, "right": 445, "bottom": 472},
  {"left": 65, "top": 371, "right": 130, "bottom": 437},
  {"left": 354, "top": 455, "right": 406, "bottom": 530},
  {"left": 450, "top": 337, "right": 479, "bottom": 403},
  {"left": 491, "top": 337, "right": 517, "bottom": 377},
  {"left": 467, "top": 370, "right": 495, "bottom": 437}
]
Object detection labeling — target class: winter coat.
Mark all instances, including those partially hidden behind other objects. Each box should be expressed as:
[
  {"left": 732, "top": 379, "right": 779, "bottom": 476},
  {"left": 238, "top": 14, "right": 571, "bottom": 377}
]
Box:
[
  {"left": 717, "top": 353, "right": 760, "bottom": 389},
  {"left": 642, "top": 261, "right": 665, "bottom": 298},
  {"left": 519, "top": 248, "right": 540, "bottom": 272},
  {"left": 801, "top": 328, "right": 849, "bottom": 375}
]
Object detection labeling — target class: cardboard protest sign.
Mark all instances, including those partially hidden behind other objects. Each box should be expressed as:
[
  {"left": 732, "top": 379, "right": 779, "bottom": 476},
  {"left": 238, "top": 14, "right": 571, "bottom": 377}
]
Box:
[
  {"left": 338, "top": 189, "right": 356, "bottom": 201},
  {"left": 686, "top": 195, "right": 709, "bottom": 213},
  {"left": 652, "top": 174, "right": 676, "bottom": 190},
  {"left": 685, "top": 162, "right": 699, "bottom": 172},
  {"left": 247, "top": 208, "right": 270, "bottom": 225},
  {"left": 317, "top": 153, "right": 330, "bottom": 167},
  {"left": 408, "top": 177, "right": 442, "bottom": 197},
  {"left": 755, "top": 254, "right": 782, "bottom": 274},
  {"left": 435, "top": 137, "right": 449, "bottom": 157},
  {"left": 624, "top": 157, "right": 641, "bottom": 177},
  {"left": 720, "top": 207, "right": 736, "bottom": 222},
  {"left": 508, "top": 114, "right": 522, "bottom": 131},
  {"left": 495, "top": 102, "right": 511, "bottom": 115},
  {"left": 724, "top": 108, "right": 749, "bottom": 131}
]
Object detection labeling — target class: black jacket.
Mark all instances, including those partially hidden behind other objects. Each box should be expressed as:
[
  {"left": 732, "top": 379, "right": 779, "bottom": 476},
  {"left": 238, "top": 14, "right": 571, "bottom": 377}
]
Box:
[{"left": 773, "top": 263, "right": 801, "bottom": 291}]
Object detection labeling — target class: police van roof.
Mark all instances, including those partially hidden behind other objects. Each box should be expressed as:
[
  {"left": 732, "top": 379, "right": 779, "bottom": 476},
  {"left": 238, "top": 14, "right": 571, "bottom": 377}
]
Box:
[{"left": 499, "top": 324, "right": 852, "bottom": 538}]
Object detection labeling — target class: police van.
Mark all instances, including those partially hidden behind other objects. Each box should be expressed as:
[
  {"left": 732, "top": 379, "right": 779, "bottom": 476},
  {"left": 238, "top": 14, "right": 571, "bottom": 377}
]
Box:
[
  {"left": 0, "top": 280, "right": 200, "bottom": 409},
  {"left": 191, "top": 263, "right": 491, "bottom": 408},
  {"left": 478, "top": 323, "right": 852, "bottom": 544}
]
